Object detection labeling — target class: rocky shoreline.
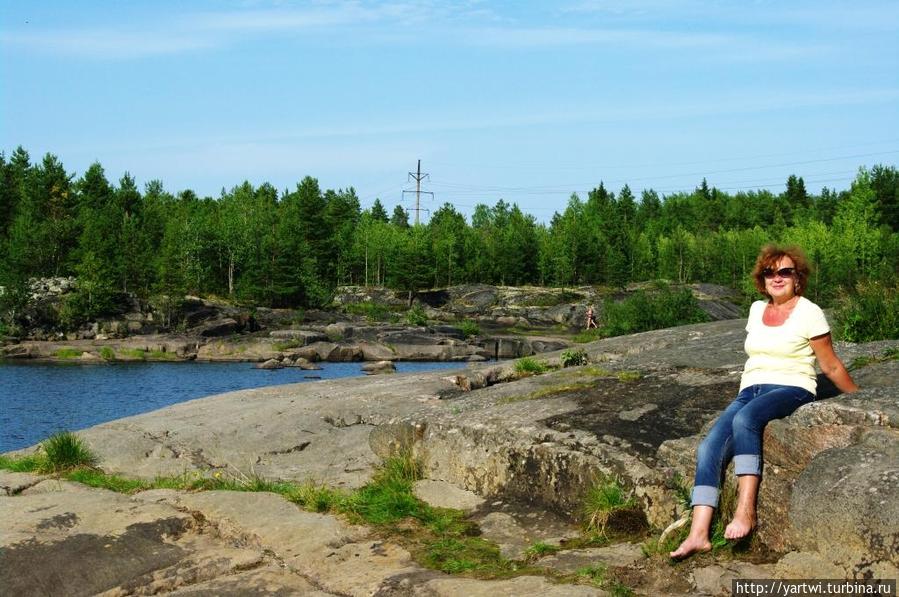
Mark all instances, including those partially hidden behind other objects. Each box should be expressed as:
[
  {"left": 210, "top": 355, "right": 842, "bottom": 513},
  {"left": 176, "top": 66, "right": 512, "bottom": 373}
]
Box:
[
  {"left": 2, "top": 317, "right": 896, "bottom": 595},
  {"left": 1, "top": 281, "right": 743, "bottom": 367}
]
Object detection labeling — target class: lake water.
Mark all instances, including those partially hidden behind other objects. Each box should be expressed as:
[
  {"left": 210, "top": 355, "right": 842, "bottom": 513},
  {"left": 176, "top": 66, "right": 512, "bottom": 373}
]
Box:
[{"left": 0, "top": 361, "right": 467, "bottom": 452}]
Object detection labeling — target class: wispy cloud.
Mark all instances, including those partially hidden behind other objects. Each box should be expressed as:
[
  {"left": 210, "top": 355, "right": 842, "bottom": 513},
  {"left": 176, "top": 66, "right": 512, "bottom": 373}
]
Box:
[
  {"left": 464, "top": 26, "right": 730, "bottom": 49},
  {"left": 0, "top": 1, "right": 880, "bottom": 63},
  {"left": 0, "top": 29, "right": 216, "bottom": 59}
]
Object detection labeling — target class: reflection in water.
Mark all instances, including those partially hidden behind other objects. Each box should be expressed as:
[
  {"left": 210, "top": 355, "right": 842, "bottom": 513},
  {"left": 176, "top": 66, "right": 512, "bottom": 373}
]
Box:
[{"left": 0, "top": 360, "right": 465, "bottom": 452}]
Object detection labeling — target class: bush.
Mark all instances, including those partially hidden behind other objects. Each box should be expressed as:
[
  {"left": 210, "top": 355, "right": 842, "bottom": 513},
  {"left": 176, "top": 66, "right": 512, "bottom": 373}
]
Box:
[
  {"left": 560, "top": 348, "right": 588, "bottom": 367},
  {"left": 833, "top": 280, "right": 899, "bottom": 342},
  {"left": 54, "top": 348, "right": 81, "bottom": 359},
  {"left": 406, "top": 304, "right": 428, "bottom": 326},
  {"left": 40, "top": 431, "right": 97, "bottom": 472},
  {"left": 514, "top": 357, "right": 550, "bottom": 376},
  {"left": 599, "top": 286, "right": 708, "bottom": 338},
  {"left": 459, "top": 319, "right": 481, "bottom": 338},
  {"left": 99, "top": 346, "right": 115, "bottom": 360},
  {"left": 344, "top": 301, "right": 394, "bottom": 322}
]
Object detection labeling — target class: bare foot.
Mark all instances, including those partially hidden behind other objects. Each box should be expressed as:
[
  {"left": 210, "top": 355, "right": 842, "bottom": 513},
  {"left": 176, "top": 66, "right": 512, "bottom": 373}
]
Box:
[
  {"left": 669, "top": 535, "right": 712, "bottom": 559},
  {"left": 724, "top": 509, "right": 756, "bottom": 540}
]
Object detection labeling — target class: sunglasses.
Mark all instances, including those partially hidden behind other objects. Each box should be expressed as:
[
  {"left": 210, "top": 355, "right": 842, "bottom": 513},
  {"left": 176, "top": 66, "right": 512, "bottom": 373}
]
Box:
[{"left": 762, "top": 267, "right": 796, "bottom": 279}]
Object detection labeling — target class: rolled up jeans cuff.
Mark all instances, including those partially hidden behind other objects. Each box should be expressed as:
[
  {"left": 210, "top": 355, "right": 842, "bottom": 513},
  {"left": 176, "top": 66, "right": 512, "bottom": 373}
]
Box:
[
  {"left": 691, "top": 485, "right": 719, "bottom": 508},
  {"left": 734, "top": 454, "right": 761, "bottom": 476}
]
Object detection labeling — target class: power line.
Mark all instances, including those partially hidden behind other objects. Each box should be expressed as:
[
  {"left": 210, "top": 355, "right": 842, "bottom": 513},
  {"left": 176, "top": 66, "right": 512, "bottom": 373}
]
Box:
[
  {"left": 426, "top": 149, "right": 898, "bottom": 194},
  {"left": 426, "top": 138, "right": 899, "bottom": 172}
]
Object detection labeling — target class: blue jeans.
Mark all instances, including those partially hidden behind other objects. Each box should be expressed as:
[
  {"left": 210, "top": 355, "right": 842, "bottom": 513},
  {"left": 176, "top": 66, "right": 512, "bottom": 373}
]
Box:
[{"left": 691, "top": 384, "right": 814, "bottom": 507}]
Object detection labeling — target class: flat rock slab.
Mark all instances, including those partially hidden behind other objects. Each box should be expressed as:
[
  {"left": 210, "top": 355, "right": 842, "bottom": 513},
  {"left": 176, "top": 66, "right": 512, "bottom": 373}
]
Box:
[
  {"left": 59, "top": 371, "right": 465, "bottom": 487},
  {"left": 167, "top": 565, "right": 334, "bottom": 596},
  {"left": 0, "top": 471, "right": 46, "bottom": 495},
  {"left": 408, "top": 575, "right": 606, "bottom": 596},
  {"left": 1, "top": 481, "right": 621, "bottom": 596},
  {"left": 537, "top": 542, "right": 645, "bottom": 572},
  {"left": 691, "top": 562, "right": 776, "bottom": 596},
  {"left": 413, "top": 479, "right": 485, "bottom": 512},
  {"left": 472, "top": 505, "right": 581, "bottom": 560},
  {"left": 1, "top": 483, "right": 199, "bottom": 596}
]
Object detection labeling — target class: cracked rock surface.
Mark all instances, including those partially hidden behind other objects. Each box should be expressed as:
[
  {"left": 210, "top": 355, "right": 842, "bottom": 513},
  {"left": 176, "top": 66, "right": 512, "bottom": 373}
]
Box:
[{"left": 3, "top": 318, "right": 897, "bottom": 593}]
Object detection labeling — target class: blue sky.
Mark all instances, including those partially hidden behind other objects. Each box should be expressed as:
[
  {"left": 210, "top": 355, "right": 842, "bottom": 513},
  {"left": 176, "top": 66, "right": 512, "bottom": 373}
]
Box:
[{"left": 2, "top": 1, "right": 898, "bottom": 222}]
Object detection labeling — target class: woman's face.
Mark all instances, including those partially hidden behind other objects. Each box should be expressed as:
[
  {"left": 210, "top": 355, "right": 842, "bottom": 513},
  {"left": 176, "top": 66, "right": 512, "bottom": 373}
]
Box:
[{"left": 765, "top": 256, "right": 797, "bottom": 301}]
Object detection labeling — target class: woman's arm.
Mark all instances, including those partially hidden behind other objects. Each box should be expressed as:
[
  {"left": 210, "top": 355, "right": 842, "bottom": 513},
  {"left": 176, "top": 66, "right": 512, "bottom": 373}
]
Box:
[{"left": 810, "top": 333, "right": 859, "bottom": 394}]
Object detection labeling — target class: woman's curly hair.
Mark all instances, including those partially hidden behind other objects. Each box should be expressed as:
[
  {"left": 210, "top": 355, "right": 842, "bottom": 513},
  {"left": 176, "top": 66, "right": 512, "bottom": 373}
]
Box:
[{"left": 751, "top": 244, "right": 812, "bottom": 297}]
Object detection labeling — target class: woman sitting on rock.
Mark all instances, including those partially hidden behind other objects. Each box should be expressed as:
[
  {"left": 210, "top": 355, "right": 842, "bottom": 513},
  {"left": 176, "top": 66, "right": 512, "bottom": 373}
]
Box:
[{"left": 670, "top": 244, "right": 858, "bottom": 559}]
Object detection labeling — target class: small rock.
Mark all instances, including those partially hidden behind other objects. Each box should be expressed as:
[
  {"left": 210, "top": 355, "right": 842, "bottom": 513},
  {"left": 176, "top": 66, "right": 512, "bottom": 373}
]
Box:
[
  {"left": 361, "top": 361, "right": 396, "bottom": 375},
  {"left": 256, "top": 359, "right": 283, "bottom": 370}
]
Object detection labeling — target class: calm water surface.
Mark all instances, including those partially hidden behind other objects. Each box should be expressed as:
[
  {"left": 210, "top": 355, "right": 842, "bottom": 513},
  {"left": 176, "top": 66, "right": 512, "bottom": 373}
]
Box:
[{"left": 0, "top": 360, "right": 466, "bottom": 452}]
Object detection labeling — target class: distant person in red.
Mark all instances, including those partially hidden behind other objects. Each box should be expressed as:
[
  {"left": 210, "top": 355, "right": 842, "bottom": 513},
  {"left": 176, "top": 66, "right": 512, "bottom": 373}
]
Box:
[{"left": 585, "top": 306, "right": 598, "bottom": 330}]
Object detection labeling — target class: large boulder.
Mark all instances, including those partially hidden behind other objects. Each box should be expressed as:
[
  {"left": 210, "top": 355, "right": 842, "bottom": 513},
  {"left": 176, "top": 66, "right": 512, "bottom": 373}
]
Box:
[{"left": 196, "top": 318, "right": 240, "bottom": 338}]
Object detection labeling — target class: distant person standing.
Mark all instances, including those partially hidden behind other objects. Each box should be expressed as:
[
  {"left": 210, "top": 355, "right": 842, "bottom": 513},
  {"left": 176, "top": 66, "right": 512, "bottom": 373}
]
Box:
[{"left": 585, "top": 306, "right": 598, "bottom": 329}]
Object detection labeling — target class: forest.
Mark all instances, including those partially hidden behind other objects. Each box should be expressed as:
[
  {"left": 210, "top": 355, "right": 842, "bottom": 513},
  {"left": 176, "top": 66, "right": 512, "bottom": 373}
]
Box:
[{"left": 1, "top": 146, "right": 897, "bottom": 337}]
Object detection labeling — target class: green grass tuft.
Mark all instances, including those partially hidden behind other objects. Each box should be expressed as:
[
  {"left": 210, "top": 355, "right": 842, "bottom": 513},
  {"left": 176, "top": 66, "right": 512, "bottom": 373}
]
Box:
[
  {"left": 118, "top": 348, "right": 147, "bottom": 360},
  {"left": 576, "top": 563, "right": 607, "bottom": 584},
  {"left": 54, "top": 348, "right": 82, "bottom": 359},
  {"left": 514, "top": 357, "right": 550, "bottom": 376},
  {"left": 66, "top": 468, "right": 150, "bottom": 492},
  {"left": 459, "top": 319, "right": 481, "bottom": 338},
  {"left": 560, "top": 348, "right": 589, "bottom": 367},
  {"left": 524, "top": 541, "right": 560, "bottom": 560},
  {"left": 0, "top": 453, "right": 45, "bottom": 472},
  {"left": 582, "top": 477, "right": 637, "bottom": 536},
  {"left": 40, "top": 431, "right": 97, "bottom": 472},
  {"left": 346, "top": 454, "right": 422, "bottom": 525},
  {"left": 285, "top": 482, "right": 346, "bottom": 512},
  {"left": 615, "top": 370, "right": 642, "bottom": 382},
  {"left": 423, "top": 536, "right": 506, "bottom": 574},
  {"left": 273, "top": 339, "right": 302, "bottom": 351},
  {"left": 99, "top": 346, "right": 115, "bottom": 360}
]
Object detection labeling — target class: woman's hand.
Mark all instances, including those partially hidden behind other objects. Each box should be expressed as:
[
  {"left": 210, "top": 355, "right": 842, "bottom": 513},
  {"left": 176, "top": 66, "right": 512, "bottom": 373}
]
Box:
[{"left": 810, "top": 333, "right": 859, "bottom": 394}]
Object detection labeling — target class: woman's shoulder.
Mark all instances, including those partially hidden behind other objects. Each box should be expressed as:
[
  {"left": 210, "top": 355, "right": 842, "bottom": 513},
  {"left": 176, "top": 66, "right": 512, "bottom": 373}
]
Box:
[
  {"left": 797, "top": 296, "right": 824, "bottom": 313},
  {"left": 746, "top": 300, "right": 767, "bottom": 325},
  {"left": 749, "top": 300, "right": 768, "bottom": 313}
]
